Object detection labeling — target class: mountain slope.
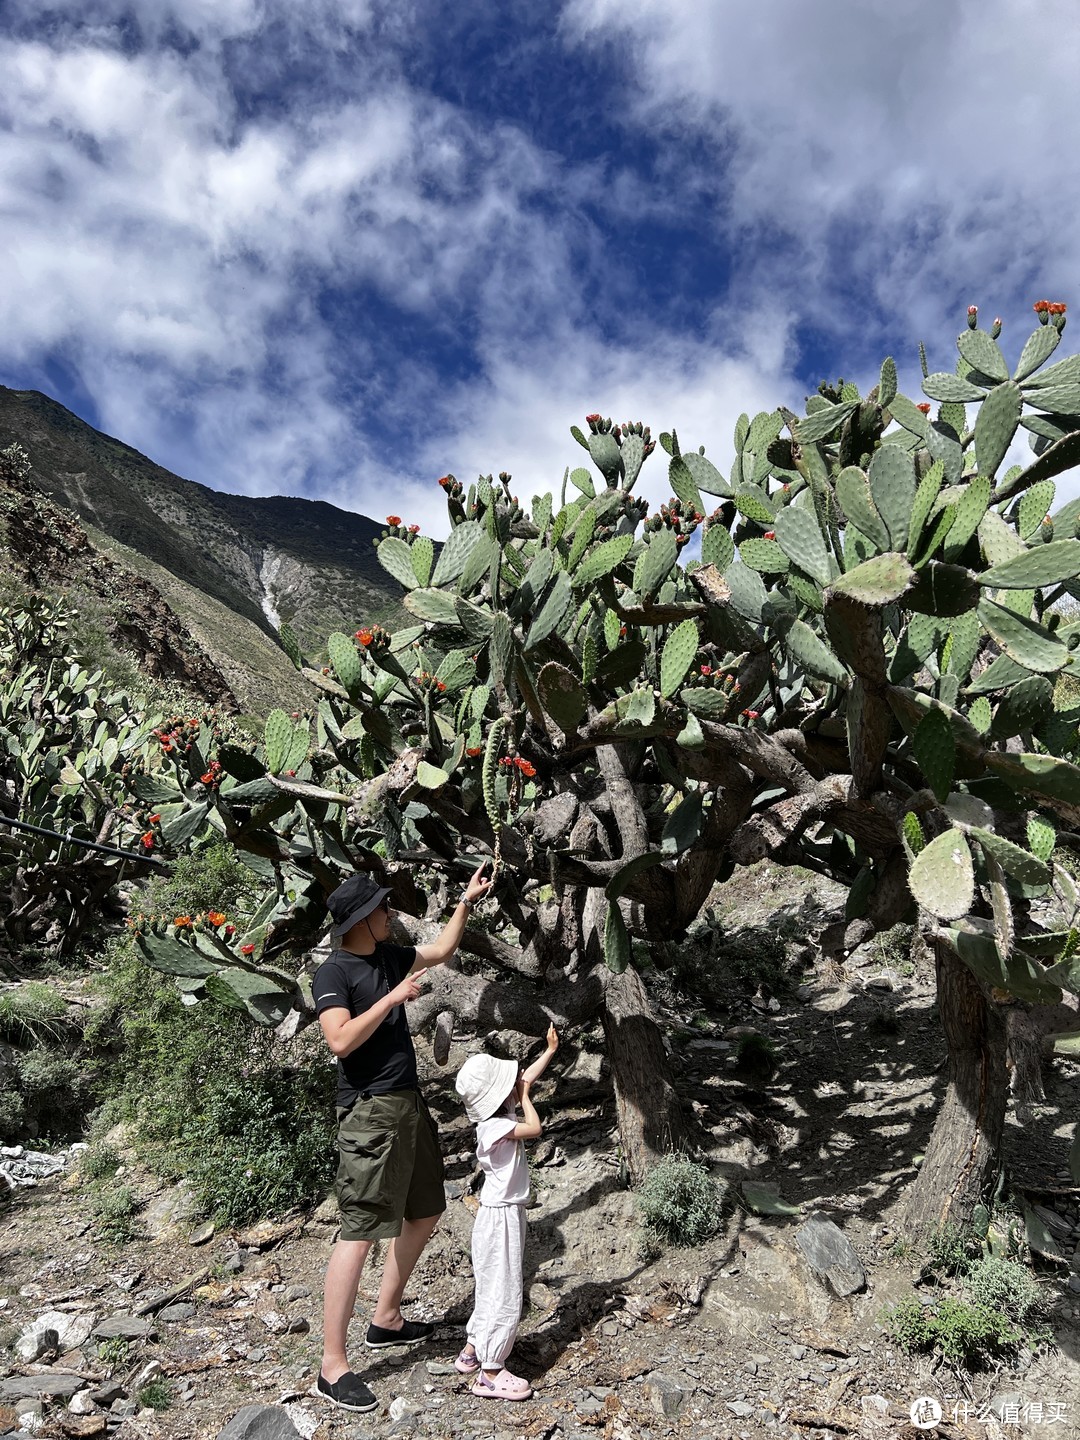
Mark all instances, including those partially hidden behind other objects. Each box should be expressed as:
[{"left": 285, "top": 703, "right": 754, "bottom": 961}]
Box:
[{"left": 0, "top": 386, "right": 408, "bottom": 713}]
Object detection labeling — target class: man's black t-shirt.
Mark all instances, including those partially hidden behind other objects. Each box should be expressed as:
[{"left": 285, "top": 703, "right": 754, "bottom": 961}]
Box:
[{"left": 312, "top": 942, "right": 419, "bottom": 1108}]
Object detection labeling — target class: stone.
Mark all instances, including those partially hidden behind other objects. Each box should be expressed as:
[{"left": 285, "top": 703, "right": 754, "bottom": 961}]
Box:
[
  {"left": 92, "top": 1315, "right": 153, "bottom": 1341},
  {"left": 190, "top": 1221, "right": 216, "bottom": 1246},
  {"left": 795, "top": 1215, "right": 866, "bottom": 1296},
  {"left": 645, "top": 1373, "right": 689, "bottom": 1418},
  {"left": 87, "top": 1385, "right": 124, "bottom": 1408},
  {"left": 284, "top": 1285, "right": 310, "bottom": 1303},
  {"left": 141, "top": 1181, "right": 198, "bottom": 1241},
  {"left": 158, "top": 1303, "right": 195, "bottom": 1323},
  {"left": 216, "top": 1406, "right": 303, "bottom": 1440},
  {"left": 17, "top": 1309, "right": 95, "bottom": 1359},
  {"left": 0, "top": 1377, "right": 84, "bottom": 1402},
  {"left": 1067, "top": 1275, "right": 1080, "bottom": 1294},
  {"left": 726, "top": 1401, "right": 754, "bottom": 1418},
  {"left": 66, "top": 1394, "right": 98, "bottom": 1417}
]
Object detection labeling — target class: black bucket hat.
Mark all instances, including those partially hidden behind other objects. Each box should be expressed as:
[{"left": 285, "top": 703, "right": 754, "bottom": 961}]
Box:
[{"left": 327, "top": 874, "right": 392, "bottom": 937}]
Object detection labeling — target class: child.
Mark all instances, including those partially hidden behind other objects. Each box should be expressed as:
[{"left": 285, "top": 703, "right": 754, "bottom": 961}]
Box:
[{"left": 452, "top": 1023, "right": 559, "bottom": 1402}]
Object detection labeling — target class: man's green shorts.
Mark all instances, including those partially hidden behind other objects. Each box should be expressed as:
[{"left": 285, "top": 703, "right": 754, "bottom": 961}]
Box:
[{"left": 335, "top": 1089, "right": 446, "bottom": 1241}]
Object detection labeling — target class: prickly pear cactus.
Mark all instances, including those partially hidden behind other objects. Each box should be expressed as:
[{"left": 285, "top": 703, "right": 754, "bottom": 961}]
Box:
[{"left": 129, "top": 314, "right": 1080, "bottom": 1185}]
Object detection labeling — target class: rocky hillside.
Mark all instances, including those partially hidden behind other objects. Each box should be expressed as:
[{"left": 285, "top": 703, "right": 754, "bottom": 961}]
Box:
[{"left": 0, "top": 387, "right": 408, "bottom": 715}]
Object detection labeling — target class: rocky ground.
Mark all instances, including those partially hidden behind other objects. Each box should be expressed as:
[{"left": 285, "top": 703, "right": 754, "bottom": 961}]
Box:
[{"left": 2, "top": 865, "right": 1080, "bottom": 1440}]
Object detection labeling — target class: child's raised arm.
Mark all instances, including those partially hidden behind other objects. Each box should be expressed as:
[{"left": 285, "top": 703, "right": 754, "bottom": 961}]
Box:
[
  {"left": 510, "top": 1078, "right": 543, "bottom": 1141},
  {"left": 521, "top": 1023, "right": 558, "bottom": 1087}
]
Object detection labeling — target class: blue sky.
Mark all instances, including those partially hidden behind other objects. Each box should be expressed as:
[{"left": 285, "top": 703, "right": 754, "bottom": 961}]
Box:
[{"left": 2, "top": 0, "right": 1079, "bottom": 535}]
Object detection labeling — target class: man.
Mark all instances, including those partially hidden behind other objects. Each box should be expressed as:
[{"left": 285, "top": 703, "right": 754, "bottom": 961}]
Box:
[{"left": 312, "top": 862, "right": 492, "bottom": 1413}]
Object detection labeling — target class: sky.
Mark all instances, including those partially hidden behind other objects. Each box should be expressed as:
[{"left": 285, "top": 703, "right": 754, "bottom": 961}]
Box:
[{"left": 2, "top": 1, "right": 1079, "bottom": 536}]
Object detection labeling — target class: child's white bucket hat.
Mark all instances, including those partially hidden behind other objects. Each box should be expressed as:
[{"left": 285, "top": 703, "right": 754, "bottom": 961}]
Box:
[{"left": 455, "top": 1053, "right": 518, "bottom": 1122}]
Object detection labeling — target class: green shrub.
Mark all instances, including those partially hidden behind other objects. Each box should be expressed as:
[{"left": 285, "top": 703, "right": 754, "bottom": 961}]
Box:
[
  {"left": 80, "top": 1143, "right": 121, "bottom": 1181},
  {"left": 925, "top": 1222, "right": 979, "bottom": 1277},
  {"left": 885, "top": 1292, "right": 1036, "bottom": 1367},
  {"left": 92, "top": 1185, "right": 138, "bottom": 1244},
  {"left": 733, "top": 1032, "right": 778, "bottom": 1080},
  {"left": 137, "top": 1380, "right": 173, "bottom": 1412},
  {"left": 97, "top": 1337, "right": 131, "bottom": 1369},
  {"left": 88, "top": 934, "right": 335, "bottom": 1225},
  {"left": 128, "top": 842, "right": 260, "bottom": 927},
  {"left": 0, "top": 984, "right": 67, "bottom": 1045},
  {"left": 637, "top": 1155, "right": 724, "bottom": 1248},
  {"left": 963, "top": 1256, "right": 1046, "bottom": 1325}
]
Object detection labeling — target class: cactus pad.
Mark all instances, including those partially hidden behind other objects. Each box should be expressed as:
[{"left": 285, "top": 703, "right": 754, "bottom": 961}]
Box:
[
  {"left": 912, "top": 708, "right": 955, "bottom": 803},
  {"left": 974, "top": 381, "right": 1022, "bottom": 478},
  {"left": 537, "top": 662, "right": 587, "bottom": 733},
  {"left": 659, "top": 619, "right": 700, "bottom": 700},
  {"left": 828, "top": 553, "right": 915, "bottom": 607},
  {"left": 908, "top": 828, "right": 975, "bottom": 921}
]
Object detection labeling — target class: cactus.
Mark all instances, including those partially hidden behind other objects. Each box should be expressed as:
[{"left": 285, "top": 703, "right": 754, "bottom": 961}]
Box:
[
  {"left": 377, "top": 536, "right": 419, "bottom": 590},
  {"left": 99, "top": 312, "right": 1080, "bottom": 1224},
  {"left": 908, "top": 828, "right": 975, "bottom": 920},
  {"left": 832, "top": 552, "right": 916, "bottom": 607},
  {"left": 537, "top": 662, "right": 587, "bottom": 732},
  {"left": 772, "top": 506, "right": 831, "bottom": 587}
]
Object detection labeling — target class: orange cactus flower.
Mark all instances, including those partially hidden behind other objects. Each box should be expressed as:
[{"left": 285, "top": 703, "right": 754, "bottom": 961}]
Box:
[
  {"left": 141, "top": 832, "right": 154, "bottom": 849},
  {"left": 763, "top": 531, "right": 775, "bottom": 540},
  {"left": 466, "top": 746, "right": 482, "bottom": 757},
  {"left": 356, "top": 629, "right": 374, "bottom": 646},
  {"left": 917, "top": 402, "right": 931, "bottom": 414},
  {"left": 386, "top": 515, "right": 401, "bottom": 526},
  {"left": 148, "top": 813, "right": 160, "bottom": 824},
  {"left": 173, "top": 915, "right": 192, "bottom": 927},
  {"left": 207, "top": 911, "right": 227, "bottom": 927},
  {"left": 516, "top": 759, "right": 537, "bottom": 778},
  {"left": 201, "top": 771, "right": 215, "bottom": 784}
]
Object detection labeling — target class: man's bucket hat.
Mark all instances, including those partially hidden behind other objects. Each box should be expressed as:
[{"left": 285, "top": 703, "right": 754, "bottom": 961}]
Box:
[
  {"left": 455, "top": 1053, "right": 519, "bottom": 1122},
  {"left": 328, "top": 874, "right": 392, "bottom": 938}
]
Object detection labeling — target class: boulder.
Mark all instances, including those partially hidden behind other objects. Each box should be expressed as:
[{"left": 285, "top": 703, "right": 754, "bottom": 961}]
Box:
[
  {"left": 796, "top": 1214, "right": 867, "bottom": 1296},
  {"left": 216, "top": 1406, "right": 304, "bottom": 1440}
]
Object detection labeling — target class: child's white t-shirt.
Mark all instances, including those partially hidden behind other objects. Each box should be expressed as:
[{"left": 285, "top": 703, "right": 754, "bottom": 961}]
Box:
[{"left": 475, "top": 1104, "right": 529, "bottom": 1206}]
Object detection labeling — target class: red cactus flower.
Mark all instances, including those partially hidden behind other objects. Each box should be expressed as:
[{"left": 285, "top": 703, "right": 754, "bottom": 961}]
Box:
[
  {"left": 1049, "top": 302, "right": 1068, "bottom": 315},
  {"left": 967, "top": 305, "right": 978, "bottom": 316},
  {"left": 148, "top": 813, "right": 160, "bottom": 824},
  {"left": 201, "top": 771, "right": 215, "bottom": 784},
  {"left": 1034, "top": 300, "right": 1051, "bottom": 314},
  {"left": 699, "top": 664, "right": 712, "bottom": 677},
  {"left": 917, "top": 402, "right": 931, "bottom": 414},
  {"left": 763, "top": 531, "right": 775, "bottom": 541},
  {"left": 466, "top": 746, "right": 482, "bottom": 757},
  {"left": 386, "top": 515, "right": 401, "bottom": 526},
  {"left": 141, "top": 832, "right": 154, "bottom": 849},
  {"left": 408, "top": 524, "right": 421, "bottom": 534},
  {"left": 516, "top": 759, "right": 537, "bottom": 778},
  {"left": 240, "top": 943, "right": 255, "bottom": 955},
  {"left": 356, "top": 629, "right": 374, "bottom": 646},
  {"left": 437, "top": 476, "right": 450, "bottom": 488},
  {"left": 585, "top": 413, "right": 601, "bottom": 423},
  {"left": 286, "top": 769, "right": 297, "bottom": 777},
  {"left": 207, "top": 912, "right": 227, "bottom": 927},
  {"left": 225, "top": 924, "right": 236, "bottom": 936}
]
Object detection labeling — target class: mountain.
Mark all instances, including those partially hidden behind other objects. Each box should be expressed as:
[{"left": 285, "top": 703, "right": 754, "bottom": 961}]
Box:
[{"left": 0, "top": 386, "right": 408, "bottom": 716}]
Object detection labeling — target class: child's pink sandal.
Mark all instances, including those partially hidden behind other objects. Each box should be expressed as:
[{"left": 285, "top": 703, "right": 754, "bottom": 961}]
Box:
[
  {"left": 454, "top": 1348, "right": 480, "bottom": 1375},
  {"left": 471, "top": 1369, "right": 533, "bottom": 1401}
]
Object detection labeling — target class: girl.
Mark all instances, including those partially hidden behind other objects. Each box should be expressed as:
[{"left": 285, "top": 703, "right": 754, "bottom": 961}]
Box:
[{"left": 452, "top": 1024, "right": 558, "bottom": 1401}]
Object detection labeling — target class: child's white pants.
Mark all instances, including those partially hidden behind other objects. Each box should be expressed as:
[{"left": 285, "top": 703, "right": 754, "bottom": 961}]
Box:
[{"left": 467, "top": 1202, "right": 527, "bottom": 1369}]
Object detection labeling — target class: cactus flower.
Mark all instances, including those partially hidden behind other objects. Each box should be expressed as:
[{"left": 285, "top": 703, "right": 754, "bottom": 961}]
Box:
[
  {"left": 356, "top": 629, "right": 374, "bottom": 646},
  {"left": 225, "top": 924, "right": 236, "bottom": 936},
  {"left": 141, "top": 831, "right": 154, "bottom": 849},
  {"left": 917, "top": 403, "right": 931, "bottom": 414},
  {"left": 173, "top": 915, "right": 193, "bottom": 927},
  {"left": 241, "top": 943, "right": 255, "bottom": 955},
  {"left": 585, "top": 413, "right": 601, "bottom": 423},
  {"left": 386, "top": 515, "right": 401, "bottom": 526},
  {"left": 207, "top": 912, "right": 227, "bottom": 927},
  {"left": 763, "top": 531, "right": 775, "bottom": 541},
  {"left": 699, "top": 664, "right": 712, "bottom": 677},
  {"left": 466, "top": 746, "right": 482, "bottom": 757},
  {"left": 148, "top": 813, "right": 160, "bottom": 824}
]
